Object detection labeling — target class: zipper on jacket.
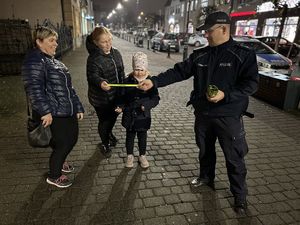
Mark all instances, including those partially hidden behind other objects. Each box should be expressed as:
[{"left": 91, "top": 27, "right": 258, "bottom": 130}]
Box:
[
  {"left": 63, "top": 73, "right": 73, "bottom": 116},
  {"left": 111, "top": 57, "right": 119, "bottom": 83}
]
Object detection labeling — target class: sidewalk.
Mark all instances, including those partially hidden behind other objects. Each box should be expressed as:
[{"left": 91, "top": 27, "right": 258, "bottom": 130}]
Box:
[{"left": 0, "top": 36, "right": 299, "bottom": 225}]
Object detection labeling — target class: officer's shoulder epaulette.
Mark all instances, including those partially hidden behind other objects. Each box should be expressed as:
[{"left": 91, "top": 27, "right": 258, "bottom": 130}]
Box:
[{"left": 193, "top": 45, "right": 209, "bottom": 53}]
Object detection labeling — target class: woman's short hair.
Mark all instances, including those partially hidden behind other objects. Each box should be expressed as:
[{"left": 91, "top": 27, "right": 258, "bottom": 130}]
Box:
[
  {"left": 34, "top": 26, "right": 58, "bottom": 41},
  {"left": 91, "top": 26, "right": 112, "bottom": 42}
]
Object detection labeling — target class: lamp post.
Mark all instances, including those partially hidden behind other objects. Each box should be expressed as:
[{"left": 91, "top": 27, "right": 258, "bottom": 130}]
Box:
[{"left": 183, "top": 0, "right": 191, "bottom": 60}]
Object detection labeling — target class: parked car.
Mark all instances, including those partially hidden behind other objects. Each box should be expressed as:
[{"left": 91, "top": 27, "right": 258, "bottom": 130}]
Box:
[
  {"left": 151, "top": 33, "right": 180, "bottom": 52},
  {"left": 233, "top": 36, "right": 293, "bottom": 75},
  {"left": 254, "top": 36, "right": 300, "bottom": 59},
  {"left": 188, "top": 34, "right": 208, "bottom": 47},
  {"left": 147, "top": 30, "right": 158, "bottom": 39},
  {"left": 176, "top": 32, "right": 192, "bottom": 45}
]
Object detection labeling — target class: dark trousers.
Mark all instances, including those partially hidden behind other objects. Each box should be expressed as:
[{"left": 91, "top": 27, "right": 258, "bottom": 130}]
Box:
[
  {"left": 126, "top": 130, "right": 147, "bottom": 156},
  {"left": 194, "top": 114, "right": 248, "bottom": 200},
  {"left": 49, "top": 115, "right": 78, "bottom": 179},
  {"left": 94, "top": 105, "right": 118, "bottom": 146}
]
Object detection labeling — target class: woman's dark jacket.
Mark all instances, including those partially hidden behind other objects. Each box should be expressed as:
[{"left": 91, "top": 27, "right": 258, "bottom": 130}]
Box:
[
  {"left": 86, "top": 35, "right": 125, "bottom": 107},
  {"left": 117, "top": 74, "right": 160, "bottom": 131},
  {"left": 22, "top": 48, "right": 84, "bottom": 118}
]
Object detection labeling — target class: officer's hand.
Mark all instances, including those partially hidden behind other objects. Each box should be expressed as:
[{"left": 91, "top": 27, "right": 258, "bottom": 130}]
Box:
[
  {"left": 207, "top": 90, "right": 225, "bottom": 103},
  {"left": 138, "top": 79, "right": 153, "bottom": 91},
  {"left": 100, "top": 81, "right": 111, "bottom": 91}
]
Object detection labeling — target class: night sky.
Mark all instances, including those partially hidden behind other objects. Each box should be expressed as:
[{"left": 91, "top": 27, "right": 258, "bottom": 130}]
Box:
[{"left": 93, "top": 0, "right": 168, "bottom": 14}]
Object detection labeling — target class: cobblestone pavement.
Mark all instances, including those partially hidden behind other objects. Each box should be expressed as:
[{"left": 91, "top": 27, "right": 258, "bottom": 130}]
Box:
[{"left": 0, "top": 36, "right": 299, "bottom": 225}]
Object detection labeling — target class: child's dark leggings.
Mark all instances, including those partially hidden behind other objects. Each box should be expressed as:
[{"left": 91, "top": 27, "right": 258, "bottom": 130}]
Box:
[{"left": 126, "top": 130, "right": 147, "bottom": 155}]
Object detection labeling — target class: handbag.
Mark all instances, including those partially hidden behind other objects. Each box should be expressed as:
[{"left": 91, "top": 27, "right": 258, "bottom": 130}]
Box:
[
  {"left": 26, "top": 59, "right": 52, "bottom": 148},
  {"left": 27, "top": 120, "right": 52, "bottom": 148}
]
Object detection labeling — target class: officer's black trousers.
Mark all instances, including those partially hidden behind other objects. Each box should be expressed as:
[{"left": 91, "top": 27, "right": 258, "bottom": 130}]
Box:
[{"left": 194, "top": 114, "right": 248, "bottom": 200}]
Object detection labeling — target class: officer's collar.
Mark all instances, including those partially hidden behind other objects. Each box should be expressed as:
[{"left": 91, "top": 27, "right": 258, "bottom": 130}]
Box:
[{"left": 209, "top": 37, "right": 234, "bottom": 51}]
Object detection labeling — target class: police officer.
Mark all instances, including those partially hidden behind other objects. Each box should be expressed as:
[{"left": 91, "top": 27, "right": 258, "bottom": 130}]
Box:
[{"left": 139, "top": 11, "right": 259, "bottom": 214}]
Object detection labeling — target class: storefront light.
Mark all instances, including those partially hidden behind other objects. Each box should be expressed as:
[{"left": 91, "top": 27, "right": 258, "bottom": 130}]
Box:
[{"left": 230, "top": 11, "right": 256, "bottom": 17}]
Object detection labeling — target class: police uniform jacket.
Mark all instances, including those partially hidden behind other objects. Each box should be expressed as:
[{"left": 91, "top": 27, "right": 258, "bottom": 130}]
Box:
[{"left": 151, "top": 37, "right": 259, "bottom": 117}]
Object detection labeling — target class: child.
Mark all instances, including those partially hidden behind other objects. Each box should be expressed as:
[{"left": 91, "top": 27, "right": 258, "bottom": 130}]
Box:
[{"left": 115, "top": 52, "right": 160, "bottom": 168}]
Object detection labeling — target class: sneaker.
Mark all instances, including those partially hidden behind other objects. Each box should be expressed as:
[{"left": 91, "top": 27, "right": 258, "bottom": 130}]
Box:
[
  {"left": 109, "top": 133, "right": 118, "bottom": 147},
  {"left": 138, "top": 155, "right": 149, "bottom": 169},
  {"left": 46, "top": 175, "right": 72, "bottom": 188},
  {"left": 61, "top": 162, "right": 74, "bottom": 173},
  {"left": 125, "top": 154, "right": 134, "bottom": 168},
  {"left": 101, "top": 144, "right": 112, "bottom": 158}
]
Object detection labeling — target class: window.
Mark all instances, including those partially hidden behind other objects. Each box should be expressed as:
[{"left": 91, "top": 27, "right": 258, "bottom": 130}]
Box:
[
  {"left": 235, "top": 19, "right": 258, "bottom": 36},
  {"left": 195, "top": 0, "right": 198, "bottom": 9},
  {"left": 190, "top": 0, "right": 194, "bottom": 11},
  {"left": 201, "top": 0, "right": 208, "bottom": 7},
  {"left": 176, "top": 5, "right": 181, "bottom": 14},
  {"left": 181, "top": 3, "right": 185, "bottom": 17},
  {"left": 170, "top": 6, "right": 175, "bottom": 15},
  {"left": 262, "top": 17, "right": 299, "bottom": 42}
]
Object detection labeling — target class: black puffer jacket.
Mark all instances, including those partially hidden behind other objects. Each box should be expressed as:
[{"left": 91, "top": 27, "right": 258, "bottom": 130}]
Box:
[
  {"left": 22, "top": 49, "right": 84, "bottom": 117},
  {"left": 86, "top": 35, "right": 125, "bottom": 107},
  {"left": 117, "top": 74, "right": 160, "bottom": 131}
]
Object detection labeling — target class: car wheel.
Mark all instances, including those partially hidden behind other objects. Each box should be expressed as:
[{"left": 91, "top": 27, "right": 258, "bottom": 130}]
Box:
[{"left": 195, "top": 41, "right": 200, "bottom": 47}]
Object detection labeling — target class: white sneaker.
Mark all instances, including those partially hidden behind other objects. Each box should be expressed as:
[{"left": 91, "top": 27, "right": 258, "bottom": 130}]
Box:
[
  {"left": 125, "top": 154, "right": 134, "bottom": 168},
  {"left": 139, "top": 155, "right": 149, "bottom": 168}
]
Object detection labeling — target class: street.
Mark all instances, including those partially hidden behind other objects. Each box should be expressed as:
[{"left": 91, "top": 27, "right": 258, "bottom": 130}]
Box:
[{"left": 0, "top": 36, "right": 300, "bottom": 225}]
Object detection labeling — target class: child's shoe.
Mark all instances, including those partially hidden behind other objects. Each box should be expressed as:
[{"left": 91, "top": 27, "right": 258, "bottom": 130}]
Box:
[
  {"left": 125, "top": 154, "right": 134, "bottom": 168},
  {"left": 139, "top": 155, "right": 149, "bottom": 168}
]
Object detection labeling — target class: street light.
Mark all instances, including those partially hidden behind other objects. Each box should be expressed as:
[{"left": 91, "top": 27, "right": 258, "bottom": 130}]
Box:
[{"left": 116, "top": 3, "right": 123, "bottom": 10}]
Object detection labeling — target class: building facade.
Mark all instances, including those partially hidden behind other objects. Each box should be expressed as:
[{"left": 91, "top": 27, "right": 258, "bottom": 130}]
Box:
[
  {"left": 163, "top": 0, "right": 300, "bottom": 44},
  {"left": 1, "top": 0, "right": 94, "bottom": 48}
]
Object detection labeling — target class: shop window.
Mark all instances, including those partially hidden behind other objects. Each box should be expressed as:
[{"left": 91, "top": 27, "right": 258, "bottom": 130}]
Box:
[
  {"left": 174, "top": 24, "right": 180, "bottom": 33},
  {"left": 235, "top": 19, "right": 258, "bottom": 36},
  {"left": 201, "top": 0, "right": 208, "bottom": 7},
  {"left": 188, "top": 22, "right": 194, "bottom": 34},
  {"left": 169, "top": 24, "right": 174, "bottom": 33},
  {"left": 262, "top": 17, "right": 299, "bottom": 42}
]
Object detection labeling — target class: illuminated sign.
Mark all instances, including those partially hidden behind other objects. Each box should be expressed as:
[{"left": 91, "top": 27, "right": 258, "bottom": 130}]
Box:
[{"left": 230, "top": 11, "right": 256, "bottom": 17}]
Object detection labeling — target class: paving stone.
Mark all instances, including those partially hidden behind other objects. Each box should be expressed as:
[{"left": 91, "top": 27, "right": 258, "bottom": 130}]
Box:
[
  {"left": 143, "top": 196, "right": 165, "bottom": 207},
  {"left": 1, "top": 36, "right": 300, "bottom": 225},
  {"left": 155, "top": 205, "right": 175, "bottom": 216},
  {"left": 258, "top": 214, "right": 284, "bottom": 225}
]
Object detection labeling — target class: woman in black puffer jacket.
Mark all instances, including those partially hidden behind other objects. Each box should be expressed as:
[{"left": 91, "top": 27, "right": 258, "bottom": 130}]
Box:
[
  {"left": 22, "top": 26, "right": 84, "bottom": 188},
  {"left": 86, "top": 26, "right": 125, "bottom": 157}
]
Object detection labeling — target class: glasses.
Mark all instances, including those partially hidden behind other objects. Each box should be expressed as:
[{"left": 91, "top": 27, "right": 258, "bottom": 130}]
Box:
[{"left": 205, "top": 25, "right": 224, "bottom": 34}]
